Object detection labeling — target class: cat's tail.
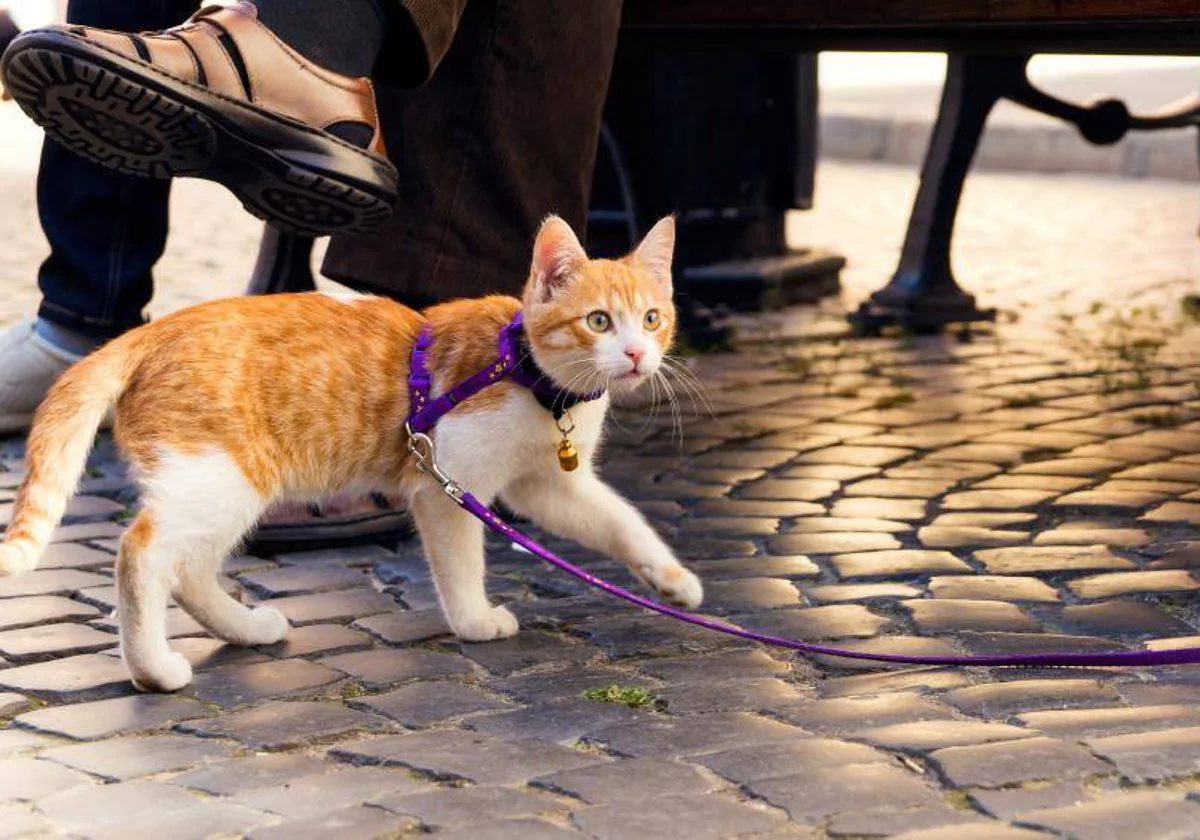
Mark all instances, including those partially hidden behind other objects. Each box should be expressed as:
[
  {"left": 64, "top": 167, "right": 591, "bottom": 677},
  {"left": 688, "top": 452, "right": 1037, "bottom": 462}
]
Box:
[{"left": 0, "top": 332, "right": 146, "bottom": 576}]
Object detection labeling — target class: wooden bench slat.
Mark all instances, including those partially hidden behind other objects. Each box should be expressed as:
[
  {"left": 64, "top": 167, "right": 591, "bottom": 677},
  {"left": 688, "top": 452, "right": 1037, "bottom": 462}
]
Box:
[{"left": 623, "top": 0, "right": 1200, "bottom": 28}]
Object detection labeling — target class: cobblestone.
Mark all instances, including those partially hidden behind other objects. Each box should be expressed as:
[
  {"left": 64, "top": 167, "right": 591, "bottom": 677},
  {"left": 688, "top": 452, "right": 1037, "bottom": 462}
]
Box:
[
  {"left": 470, "top": 699, "right": 648, "bottom": 743},
  {"left": 833, "top": 549, "right": 972, "bottom": 579},
  {"left": 534, "top": 757, "right": 716, "bottom": 803},
  {"left": 1085, "top": 725, "right": 1200, "bottom": 782},
  {"left": 928, "top": 575, "right": 1059, "bottom": 602},
  {"left": 0, "top": 757, "right": 95, "bottom": 803},
  {"left": 1016, "top": 704, "right": 1200, "bottom": 738},
  {"left": 0, "top": 654, "right": 132, "bottom": 702},
  {"left": 352, "top": 680, "right": 512, "bottom": 727},
  {"left": 943, "top": 679, "right": 1119, "bottom": 717},
  {"left": 1016, "top": 791, "right": 1200, "bottom": 840},
  {"left": 930, "top": 736, "right": 1112, "bottom": 788},
  {"left": 320, "top": 648, "right": 474, "bottom": 688},
  {"left": 2, "top": 153, "right": 1200, "bottom": 835},
  {"left": 169, "top": 753, "right": 327, "bottom": 795},
  {"left": 231, "top": 766, "right": 427, "bottom": 819},
  {"left": 857, "top": 719, "right": 1032, "bottom": 751},
  {"left": 435, "top": 818, "right": 583, "bottom": 839},
  {"left": 0, "top": 623, "right": 116, "bottom": 662},
  {"left": 587, "top": 712, "right": 806, "bottom": 758},
  {"left": 0, "top": 596, "right": 100, "bottom": 630},
  {"left": 332, "top": 729, "right": 606, "bottom": 784},
  {"left": 178, "top": 701, "right": 390, "bottom": 750},
  {"left": 906, "top": 599, "right": 1040, "bottom": 633},
  {"left": 248, "top": 806, "right": 418, "bottom": 840},
  {"left": 974, "top": 545, "right": 1135, "bottom": 574},
  {"left": 37, "top": 779, "right": 270, "bottom": 839},
  {"left": 191, "top": 659, "right": 343, "bottom": 707},
  {"left": 571, "top": 793, "right": 782, "bottom": 840},
  {"left": 41, "top": 734, "right": 232, "bottom": 781},
  {"left": 776, "top": 692, "right": 954, "bottom": 732},
  {"left": 735, "top": 604, "right": 891, "bottom": 639},
  {"left": 747, "top": 762, "right": 944, "bottom": 824}
]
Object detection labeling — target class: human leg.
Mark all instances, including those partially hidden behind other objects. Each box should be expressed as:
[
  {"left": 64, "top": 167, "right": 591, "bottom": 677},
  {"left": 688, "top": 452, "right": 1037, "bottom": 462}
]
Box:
[
  {"left": 0, "top": 0, "right": 190, "bottom": 434},
  {"left": 323, "top": 0, "right": 623, "bottom": 302}
]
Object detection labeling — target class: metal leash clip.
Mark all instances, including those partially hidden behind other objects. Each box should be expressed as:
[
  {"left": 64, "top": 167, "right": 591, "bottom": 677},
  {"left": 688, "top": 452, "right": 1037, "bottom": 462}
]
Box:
[{"left": 405, "top": 424, "right": 465, "bottom": 502}]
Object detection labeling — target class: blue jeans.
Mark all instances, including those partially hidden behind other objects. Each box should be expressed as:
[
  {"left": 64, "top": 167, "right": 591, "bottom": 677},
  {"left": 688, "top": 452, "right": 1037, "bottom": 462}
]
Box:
[{"left": 35, "top": 0, "right": 194, "bottom": 342}]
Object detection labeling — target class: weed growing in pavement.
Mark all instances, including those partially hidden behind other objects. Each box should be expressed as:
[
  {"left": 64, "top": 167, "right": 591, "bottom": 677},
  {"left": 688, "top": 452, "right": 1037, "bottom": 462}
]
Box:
[
  {"left": 777, "top": 353, "right": 813, "bottom": 378},
  {"left": 774, "top": 336, "right": 866, "bottom": 398},
  {"left": 339, "top": 681, "right": 369, "bottom": 699},
  {"left": 1132, "top": 410, "right": 1182, "bottom": 428},
  {"left": 1058, "top": 303, "right": 1186, "bottom": 393},
  {"left": 582, "top": 684, "right": 658, "bottom": 709},
  {"left": 873, "top": 390, "right": 915, "bottom": 410},
  {"left": 1003, "top": 393, "right": 1043, "bottom": 408}
]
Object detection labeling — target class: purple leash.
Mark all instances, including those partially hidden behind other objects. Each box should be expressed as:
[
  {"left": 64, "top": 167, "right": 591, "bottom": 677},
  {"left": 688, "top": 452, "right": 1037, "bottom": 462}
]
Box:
[
  {"left": 459, "top": 490, "right": 1200, "bottom": 668},
  {"left": 407, "top": 315, "right": 1200, "bottom": 669}
]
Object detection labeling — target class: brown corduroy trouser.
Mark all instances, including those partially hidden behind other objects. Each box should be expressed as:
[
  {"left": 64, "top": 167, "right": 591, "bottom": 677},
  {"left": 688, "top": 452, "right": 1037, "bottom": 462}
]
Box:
[{"left": 323, "top": 0, "right": 624, "bottom": 303}]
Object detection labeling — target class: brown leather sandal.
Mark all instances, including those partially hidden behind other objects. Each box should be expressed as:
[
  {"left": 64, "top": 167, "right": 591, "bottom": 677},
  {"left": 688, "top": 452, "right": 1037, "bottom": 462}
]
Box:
[
  {"left": 1, "top": 2, "right": 397, "bottom": 236},
  {"left": 245, "top": 493, "right": 414, "bottom": 556}
]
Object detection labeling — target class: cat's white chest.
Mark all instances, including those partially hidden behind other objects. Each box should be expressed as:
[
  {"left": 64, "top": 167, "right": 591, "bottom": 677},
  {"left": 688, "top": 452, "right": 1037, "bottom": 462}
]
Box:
[{"left": 431, "top": 390, "right": 609, "bottom": 488}]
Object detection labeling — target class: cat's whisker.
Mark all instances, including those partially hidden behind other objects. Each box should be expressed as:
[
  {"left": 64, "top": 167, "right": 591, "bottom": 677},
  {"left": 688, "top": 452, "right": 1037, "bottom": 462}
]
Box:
[
  {"left": 659, "top": 364, "right": 701, "bottom": 417},
  {"left": 652, "top": 368, "right": 685, "bottom": 450},
  {"left": 662, "top": 357, "right": 715, "bottom": 418},
  {"left": 645, "top": 370, "right": 666, "bottom": 440},
  {"left": 662, "top": 356, "right": 713, "bottom": 408}
]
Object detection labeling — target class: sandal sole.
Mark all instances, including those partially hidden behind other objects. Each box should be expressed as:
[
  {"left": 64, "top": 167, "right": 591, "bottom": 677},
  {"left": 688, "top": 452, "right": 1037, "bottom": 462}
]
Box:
[{"left": 3, "top": 32, "right": 398, "bottom": 237}]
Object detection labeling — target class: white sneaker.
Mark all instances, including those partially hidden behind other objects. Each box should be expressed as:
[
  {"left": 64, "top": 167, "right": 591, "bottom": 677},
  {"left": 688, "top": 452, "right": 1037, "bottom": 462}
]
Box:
[{"left": 0, "top": 318, "right": 83, "bottom": 434}]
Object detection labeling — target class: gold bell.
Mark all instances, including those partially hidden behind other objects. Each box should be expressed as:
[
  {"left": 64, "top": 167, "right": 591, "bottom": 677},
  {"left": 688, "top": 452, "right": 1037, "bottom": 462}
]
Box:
[{"left": 557, "top": 438, "right": 579, "bottom": 471}]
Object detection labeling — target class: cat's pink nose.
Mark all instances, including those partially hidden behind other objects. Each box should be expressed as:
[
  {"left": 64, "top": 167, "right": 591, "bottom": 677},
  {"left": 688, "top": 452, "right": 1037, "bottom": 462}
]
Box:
[{"left": 624, "top": 347, "right": 644, "bottom": 368}]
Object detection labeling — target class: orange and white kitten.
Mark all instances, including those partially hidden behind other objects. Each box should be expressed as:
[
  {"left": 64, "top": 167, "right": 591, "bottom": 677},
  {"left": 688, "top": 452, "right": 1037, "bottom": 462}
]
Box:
[{"left": 0, "top": 216, "right": 702, "bottom": 691}]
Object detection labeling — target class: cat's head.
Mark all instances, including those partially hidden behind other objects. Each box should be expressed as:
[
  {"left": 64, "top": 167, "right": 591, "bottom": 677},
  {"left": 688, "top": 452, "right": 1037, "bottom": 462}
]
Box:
[{"left": 522, "top": 215, "right": 676, "bottom": 395}]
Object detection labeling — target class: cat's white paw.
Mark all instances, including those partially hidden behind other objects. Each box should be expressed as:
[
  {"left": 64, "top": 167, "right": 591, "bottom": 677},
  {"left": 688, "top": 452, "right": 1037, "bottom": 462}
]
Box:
[
  {"left": 644, "top": 563, "right": 704, "bottom": 610},
  {"left": 0, "top": 545, "right": 33, "bottom": 577},
  {"left": 247, "top": 607, "right": 290, "bottom": 645},
  {"left": 452, "top": 605, "right": 520, "bottom": 642},
  {"left": 130, "top": 651, "right": 193, "bottom": 693}
]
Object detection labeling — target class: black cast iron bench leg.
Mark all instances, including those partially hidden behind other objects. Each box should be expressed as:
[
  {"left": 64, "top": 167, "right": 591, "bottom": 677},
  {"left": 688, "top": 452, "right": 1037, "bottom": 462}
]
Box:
[{"left": 849, "top": 54, "right": 1013, "bottom": 335}]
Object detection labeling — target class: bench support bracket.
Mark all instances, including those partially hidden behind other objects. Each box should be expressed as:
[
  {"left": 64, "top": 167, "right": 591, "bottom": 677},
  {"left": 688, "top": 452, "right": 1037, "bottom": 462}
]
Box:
[{"left": 852, "top": 51, "right": 1200, "bottom": 334}]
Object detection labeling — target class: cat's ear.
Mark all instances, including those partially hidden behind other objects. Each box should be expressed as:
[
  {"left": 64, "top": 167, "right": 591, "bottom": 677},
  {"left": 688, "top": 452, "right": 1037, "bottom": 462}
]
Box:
[
  {"left": 529, "top": 215, "right": 588, "bottom": 302},
  {"left": 631, "top": 215, "right": 675, "bottom": 292}
]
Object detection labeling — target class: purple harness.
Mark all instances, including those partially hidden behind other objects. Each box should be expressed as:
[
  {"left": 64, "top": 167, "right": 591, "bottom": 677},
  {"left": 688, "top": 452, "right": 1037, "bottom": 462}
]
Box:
[
  {"left": 408, "top": 311, "right": 604, "bottom": 434},
  {"left": 406, "top": 314, "right": 1200, "bottom": 668}
]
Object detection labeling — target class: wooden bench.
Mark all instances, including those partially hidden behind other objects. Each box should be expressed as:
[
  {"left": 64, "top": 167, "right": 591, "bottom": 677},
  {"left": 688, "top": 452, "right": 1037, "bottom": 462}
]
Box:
[{"left": 250, "top": 2, "right": 1200, "bottom": 332}]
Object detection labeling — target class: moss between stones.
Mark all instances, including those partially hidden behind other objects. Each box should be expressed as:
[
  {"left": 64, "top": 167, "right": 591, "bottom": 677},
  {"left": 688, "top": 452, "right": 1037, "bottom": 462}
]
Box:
[
  {"left": 339, "top": 681, "right": 369, "bottom": 699},
  {"left": 872, "top": 390, "right": 915, "bottom": 410},
  {"left": 582, "top": 684, "right": 657, "bottom": 709}
]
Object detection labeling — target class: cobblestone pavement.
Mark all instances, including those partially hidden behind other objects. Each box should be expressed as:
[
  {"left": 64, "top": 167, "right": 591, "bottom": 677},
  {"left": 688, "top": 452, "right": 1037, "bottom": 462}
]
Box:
[{"left": 4, "top": 106, "right": 1200, "bottom": 837}]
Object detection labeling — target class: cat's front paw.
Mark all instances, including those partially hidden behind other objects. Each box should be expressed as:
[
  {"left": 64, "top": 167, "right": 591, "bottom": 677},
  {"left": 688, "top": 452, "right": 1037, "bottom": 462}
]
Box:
[
  {"left": 129, "top": 651, "right": 193, "bottom": 693},
  {"left": 643, "top": 563, "right": 704, "bottom": 610},
  {"left": 247, "top": 607, "right": 290, "bottom": 645},
  {"left": 451, "top": 605, "right": 520, "bottom": 642}
]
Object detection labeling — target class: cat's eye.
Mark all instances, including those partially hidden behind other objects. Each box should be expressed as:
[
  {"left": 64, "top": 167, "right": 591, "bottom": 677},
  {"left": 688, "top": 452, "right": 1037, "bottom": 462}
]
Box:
[
  {"left": 643, "top": 309, "right": 662, "bottom": 331},
  {"left": 586, "top": 311, "right": 611, "bottom": 332}
]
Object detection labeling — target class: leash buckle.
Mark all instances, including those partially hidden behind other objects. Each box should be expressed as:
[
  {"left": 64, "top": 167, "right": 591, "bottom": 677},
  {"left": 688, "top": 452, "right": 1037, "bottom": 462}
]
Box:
[{"left": 405, "top": 424, "right": 465, "bottom": 502}]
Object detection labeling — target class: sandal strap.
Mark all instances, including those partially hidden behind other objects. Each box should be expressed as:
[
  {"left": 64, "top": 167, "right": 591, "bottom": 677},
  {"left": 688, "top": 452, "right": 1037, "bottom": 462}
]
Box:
[{"left": 68, "top": 1, "right": 384, "bottom": 156}]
